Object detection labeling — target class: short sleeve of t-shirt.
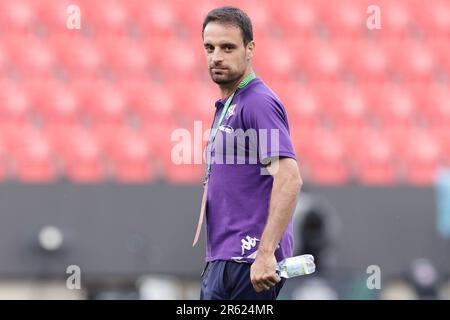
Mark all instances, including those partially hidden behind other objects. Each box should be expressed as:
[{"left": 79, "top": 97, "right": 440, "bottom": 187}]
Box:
[{"left": 242, "top": 93, "right": 296, "bottom": 164}]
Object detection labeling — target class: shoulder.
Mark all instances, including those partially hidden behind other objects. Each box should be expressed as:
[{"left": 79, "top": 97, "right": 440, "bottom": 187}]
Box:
[{"left": 240, "top": 79, "right": 286, "bottom": 119}]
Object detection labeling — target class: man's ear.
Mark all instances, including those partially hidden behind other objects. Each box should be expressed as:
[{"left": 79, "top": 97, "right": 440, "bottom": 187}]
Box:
[{"left": 247, "top": 41, "right": 255, "bottom": 60}]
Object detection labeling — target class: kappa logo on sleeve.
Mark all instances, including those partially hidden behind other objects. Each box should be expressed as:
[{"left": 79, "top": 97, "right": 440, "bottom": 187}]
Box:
[
  {"left": 232, "top": 237, "right": 281, "bottom": 261},
  {"left": 240, "top": 235, "right": 260, "bottom": 255},
  {"left": 231, "top": 236, "right": 281, "bottom": 261}
]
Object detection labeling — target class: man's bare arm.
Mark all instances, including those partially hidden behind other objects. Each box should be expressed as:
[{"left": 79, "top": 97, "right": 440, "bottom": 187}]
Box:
[
  {"left": 250, "top": 157, "right": 302, "bottom": 292},
  {"left": 259, "top": 157, "right": 302, "bottom": 254}
]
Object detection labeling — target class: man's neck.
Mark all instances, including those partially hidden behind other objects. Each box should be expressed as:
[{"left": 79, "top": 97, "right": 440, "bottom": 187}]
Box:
[{"left": 219, "top": 67, "right": 254, "bottom": 99}]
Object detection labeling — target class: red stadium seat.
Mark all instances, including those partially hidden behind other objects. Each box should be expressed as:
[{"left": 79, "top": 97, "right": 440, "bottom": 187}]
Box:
[
  {"left": 78, "top": 79, "right": 128, "bottom": 125},
  {"left": 304, "top": 128, "right": 350, "bottom": 185},
  {"left": 0, "top": 122, "right": 23, "bottom": 158},
  {"left": 5, "top": 34, "right": 56, "bottom": 78},
  {"left": 92, "top": 122, "right": 123, "bottom": 156},
  {"left": 49, "top": 124, "right": 107, "bottom": 183},
  {"left": 290, "top": 119, "right": 321, "bottom": 162},
  {"left": 271, "top": 0, "right": 319, "bottom": 39},
  {"left": 146, "top": 119, "right": 205, "bottom": 184},
  {"left": 34, "top": 0, "right": 80, "bottom": 33},
  {"left": 108, "top": 127, "right": 155, "bottom": 183},
  {"left": 319, "top": 0, "right": 373, "bottom": 38},
  {"left": 0, "top": 43, "right": 8, "bottom": 75},
  {"left": 121, "top": 79, "right": 176, "bottom": 123},
  {"left": 253, "top": 39, "right": 298, "bottom": 82},
  {"left": 46, "top": 123, "right": 81, "bottom": 158},
  {"left": 50, "top": 34, "right": 105, "bottom": 78},
  {"left": 433, "top": 125, "right": 450, "bottom": 165},
  {"left": 315, "top": 83, "right": 369, "bottom": 127},
  {"left": 274, "top": 83, "right": 322, "bottom": 129},
  {"left": 13, "top": 125, "right": 58, "bottom": 182},
  {"left": 366, "top": 83, "right": 418, "bottom": 128},
  {"left": 350, "top": 128, "right": 397, "bottom": 185},
  {"left": 237, "top": 1, "right": 274, "bottom": 37},
  {"left": 391, "top": 40, "right": 436, "bottom": 81},
  {"left": 176, "top": 0, "right": 273, "bottom": 37},
  {"left": 150, "top": 36, "right": 204, "bottom": 82},
  {"left": 430, "top": 38, "right": 450, "bottom": 78},
  {"left": 165, "top": 164, "right": 204, "bottom": 184},
  {"left": 412, "top": 0, "right": 450, "bottom": 37},
  {"left": 143, "top": 118, "right": 179, "bottom": 149},
  {"left": 0, "top": 79, "right": 31, "bottom": 124},
  {"left": 176, "top": 0, "right": 221, "bottom": 35},
  {"left": 397, "top": 129, "right": 442, "bottom": 185},
  {"left": 81, "top": 0, "right": 132, "bottom": 36},
  {"left": 378, "top": 0, "right": 413, "bottom": 38},
  {"left": 100, "top": 36, "right": 154, "bottom": 79},
  {"left": 0, "top": 0, "right": 38, "bottom": 33},
  {"left": 170, "top": 80, "right": 218, "bottom": 124},
  {"left": 298, "top": 40, "right": 344, "bottom": 81},
  {"left": 65, "top": 142, "right": 106, "bottom": 183},
  {"left": 336, "top": 86, "right": 370, "bottom": 127},
  {"left": 342, "top": 38, "right": 391, "bottom": 82},
  {"left": 419, "top": 84, "right": 450, "bottom": 127},
  {"left": 25, "top": 79, "right": 79, "bottom": 126},
  {"left": 0, "top": 137, "right": 9, "bottom": 181},
  {"left": 163, "top": 161, "right": 205, "bottom": 185},
  {"left": 128, "top": 0, "right": 180, "bottom": 38}
]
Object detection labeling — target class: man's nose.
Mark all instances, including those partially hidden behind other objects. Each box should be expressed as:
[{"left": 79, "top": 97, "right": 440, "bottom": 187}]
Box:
[{"left": 212, "top": 49, "right": 224, "bottom": 64}]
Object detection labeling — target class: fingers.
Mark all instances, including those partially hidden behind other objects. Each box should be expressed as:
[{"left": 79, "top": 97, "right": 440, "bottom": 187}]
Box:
[
  {"left": 264, "top": 279, "right": 278, "bottom": 287},
  {"left": 252, "top": 274, "right": 281, "bottom": 292},
  {"left": 262, "top": 275, "right": 280, "bottom": 288},
  {"left": 253, "top": 283, "right": 267, "bottom": 293}
]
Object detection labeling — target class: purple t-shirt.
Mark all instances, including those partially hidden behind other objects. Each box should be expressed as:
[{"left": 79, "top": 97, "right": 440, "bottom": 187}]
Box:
[{"left": 205, "top": 77, "right": 296, "bottom": 263}]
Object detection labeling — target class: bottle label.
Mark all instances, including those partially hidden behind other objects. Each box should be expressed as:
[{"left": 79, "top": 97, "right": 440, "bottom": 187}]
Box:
[{"left": 285, "top": 256, "right": 308, "bottom": 277}]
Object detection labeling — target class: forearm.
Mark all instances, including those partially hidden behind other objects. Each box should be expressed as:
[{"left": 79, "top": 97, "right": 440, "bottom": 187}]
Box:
[{"left": 258, "top": 160, "right": 302, "bottom": 255}]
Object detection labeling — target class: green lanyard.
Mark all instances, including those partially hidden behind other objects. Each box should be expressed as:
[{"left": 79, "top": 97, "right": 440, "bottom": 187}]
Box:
[{"left": 205, "top": 72, "right": 256, "bottom": 183}]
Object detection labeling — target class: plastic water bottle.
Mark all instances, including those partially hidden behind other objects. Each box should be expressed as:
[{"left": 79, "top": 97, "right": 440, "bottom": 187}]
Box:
[{"left": 276, "top": 254, "right": 316, "bottom": 278}]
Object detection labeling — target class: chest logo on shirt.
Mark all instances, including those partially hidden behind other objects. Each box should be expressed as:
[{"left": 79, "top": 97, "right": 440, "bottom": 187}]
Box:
[
  {"left": 218, "top": 125, "right": 234, "bottom": 134},
  {"left": 225, "top": 104, "right": 237, "bottom": 120}
]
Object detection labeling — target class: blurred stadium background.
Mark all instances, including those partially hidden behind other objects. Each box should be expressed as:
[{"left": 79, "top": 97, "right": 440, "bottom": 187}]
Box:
[{"left": 0, "top": 0, "right": 449, "bottom": 299}]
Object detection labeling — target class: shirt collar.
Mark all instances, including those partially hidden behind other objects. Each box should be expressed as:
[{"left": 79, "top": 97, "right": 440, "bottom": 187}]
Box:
[
  {"left": 214, "top": 95, "right": 229, "bottom": 108},
  {"left": 214, "top": 77, "right": 258, "bottom": 108}
]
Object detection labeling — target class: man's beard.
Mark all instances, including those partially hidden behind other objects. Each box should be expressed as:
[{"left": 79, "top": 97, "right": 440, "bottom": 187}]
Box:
[{"left": 210, "top": 69, "right": 244, "bottom": 85}]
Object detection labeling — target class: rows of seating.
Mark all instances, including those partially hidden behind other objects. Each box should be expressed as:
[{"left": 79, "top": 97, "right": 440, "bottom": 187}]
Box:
[{"left": 0, "top": 0, "right": 448, "bottom": 185}]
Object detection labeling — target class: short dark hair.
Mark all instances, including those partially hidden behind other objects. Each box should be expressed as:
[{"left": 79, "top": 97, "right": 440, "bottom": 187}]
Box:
[{"left": 202, "top": 6, "right": 253, "bottom": 46}]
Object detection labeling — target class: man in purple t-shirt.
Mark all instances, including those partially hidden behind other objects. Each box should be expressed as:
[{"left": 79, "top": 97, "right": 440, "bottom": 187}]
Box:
[{"left": 198, "top": 6, "right": 303, "bottom": 300}]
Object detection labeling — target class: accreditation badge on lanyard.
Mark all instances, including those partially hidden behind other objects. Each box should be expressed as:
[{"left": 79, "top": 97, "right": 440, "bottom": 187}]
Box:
[{"left": 192, "top": 72, "right": 256, "bottom": 246}]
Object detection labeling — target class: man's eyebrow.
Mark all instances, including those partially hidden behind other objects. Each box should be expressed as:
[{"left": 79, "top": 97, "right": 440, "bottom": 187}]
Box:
[
  {"left": 221, "top": 43, "right": 237, "bottom": 48},
  {"left": 204, "top": 42, "right": 238, "bottom": 48}
]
